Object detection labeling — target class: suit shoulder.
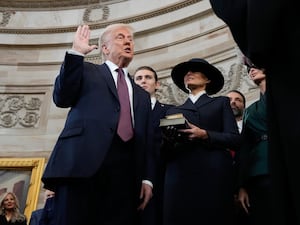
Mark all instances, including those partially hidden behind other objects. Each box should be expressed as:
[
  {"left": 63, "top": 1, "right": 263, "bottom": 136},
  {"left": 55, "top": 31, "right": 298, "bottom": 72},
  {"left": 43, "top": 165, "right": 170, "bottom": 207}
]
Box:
[
  {"left": 133, "top": 83, "right": 151, "bottom": 97},
  {"left": 31, "top": 208, "right": 43, "bottom": 216},
  {"left": 213, "top": 95, "right": 228, "bottom": 99},
  {"left": 213, "top": 95, "right": 230, "bottom": 102},
  {"left": 84, "top": 61, "right": 106, "bottom": 70}
]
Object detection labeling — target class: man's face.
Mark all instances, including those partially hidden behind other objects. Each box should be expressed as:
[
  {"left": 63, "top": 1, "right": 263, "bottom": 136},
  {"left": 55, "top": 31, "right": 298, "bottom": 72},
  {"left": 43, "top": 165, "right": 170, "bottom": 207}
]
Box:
[
  {"left": 102, "top": 27, "right": 134, "bottom": 67},
  {"left": 134, "top": 69, "right": 159, "bottom": 96},
  {"left": 227, "top": 92, "right": 245, "bottom": 119}
]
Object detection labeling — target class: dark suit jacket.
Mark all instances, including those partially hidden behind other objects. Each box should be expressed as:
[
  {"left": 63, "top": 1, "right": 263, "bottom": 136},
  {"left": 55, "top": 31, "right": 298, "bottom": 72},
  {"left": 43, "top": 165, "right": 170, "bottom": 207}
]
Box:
[
  {"left": 29, "top": 209, "right": 43, "bottom": 225},
  {"left": 42, "top": 53, "right": 154, "bottom": 189},
  {"left": 140, "top": 101, "right": 174, "bottom": 225},
  {"left": 152, "top": 101, "right": 174, "bottom": 165},
  {"left": 29, "top": 197, "right": 54, "bottom": 225},
  {"left": 39, "top": 197, "right": 55, "bottom": 225},
  {"left": 238, "top": 93, "right": 268, "bottom": 187}
]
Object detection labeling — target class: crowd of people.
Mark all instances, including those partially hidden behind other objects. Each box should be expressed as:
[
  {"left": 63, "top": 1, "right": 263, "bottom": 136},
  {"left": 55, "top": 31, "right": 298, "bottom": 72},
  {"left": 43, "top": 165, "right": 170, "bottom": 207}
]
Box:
[
  {"left": 39, "top": 21, "right": 265, "bottom": 225},
  {"left": 7, "top": 4, "right": 295, "bottom": 222}
]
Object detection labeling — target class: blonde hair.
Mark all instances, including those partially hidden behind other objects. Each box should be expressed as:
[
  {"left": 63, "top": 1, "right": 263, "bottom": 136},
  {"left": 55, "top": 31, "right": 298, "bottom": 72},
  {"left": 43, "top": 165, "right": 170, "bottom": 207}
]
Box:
[
  {"left": 98, "top": 23, "right": 134, "bottom": 60},
  {"left": 0, "top": 192, "right": 26, "bottom": 223}
]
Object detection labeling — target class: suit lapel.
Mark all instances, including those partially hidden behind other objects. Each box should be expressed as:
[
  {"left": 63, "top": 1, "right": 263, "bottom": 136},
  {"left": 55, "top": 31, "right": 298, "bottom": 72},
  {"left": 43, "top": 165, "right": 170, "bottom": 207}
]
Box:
[
  {"left": 152, "top": 102, "right": 163, "bottom": 122},
  {"left": 193, "top": 94, "right": 214, "bottom": 109},
  {"left": 177, "top": 98, "right": 197, "bottom": 111},
  {"left": 131, "top": 78, "right": 142, "bottom": 112},
  {"left": 98, "top": 64, "right": 119, "bottom": 100}
]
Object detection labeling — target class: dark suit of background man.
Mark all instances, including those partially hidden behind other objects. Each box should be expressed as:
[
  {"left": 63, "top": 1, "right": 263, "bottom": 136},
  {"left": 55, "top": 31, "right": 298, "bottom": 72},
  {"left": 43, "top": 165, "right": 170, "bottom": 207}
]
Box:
[
  {"left": 41, "top": 24, "right": 155, "bottom": 225},
  {"left": 134, "top": 66, "right": 174, "bottom": 225},
  {"left": 28, "top": 189, "right": 55, "bottom": 225},
  {"left": 209, "top": 1, "right": 300, "bottom": 224}
]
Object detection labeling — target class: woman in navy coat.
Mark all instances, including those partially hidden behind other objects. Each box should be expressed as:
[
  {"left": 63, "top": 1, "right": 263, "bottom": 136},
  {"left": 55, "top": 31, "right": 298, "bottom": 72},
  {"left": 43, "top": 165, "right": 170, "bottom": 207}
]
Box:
[{"left": 162, "top": 58, "right": 241, "bottom": 225}]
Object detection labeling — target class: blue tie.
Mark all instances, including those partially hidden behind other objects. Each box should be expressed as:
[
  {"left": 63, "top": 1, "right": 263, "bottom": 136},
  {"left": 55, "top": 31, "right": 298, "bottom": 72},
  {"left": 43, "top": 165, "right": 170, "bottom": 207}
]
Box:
[{"left": 116, "top": 68, "right": 134, "bottom": 141}]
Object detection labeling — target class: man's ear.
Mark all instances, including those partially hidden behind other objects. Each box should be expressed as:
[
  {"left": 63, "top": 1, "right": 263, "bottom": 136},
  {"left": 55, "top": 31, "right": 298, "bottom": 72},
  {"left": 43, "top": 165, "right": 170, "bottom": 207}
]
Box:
[
  {"left": 102, "top": 44, "right": 109, "bottom": 55},
  {"left": 155, "top": 81, "right": 160, "bottom": 91}
]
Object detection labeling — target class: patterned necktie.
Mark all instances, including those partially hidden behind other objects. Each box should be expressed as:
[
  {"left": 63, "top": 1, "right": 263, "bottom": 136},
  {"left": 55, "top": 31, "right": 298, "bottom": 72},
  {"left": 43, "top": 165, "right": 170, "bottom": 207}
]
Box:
[{"left": 116, "top": 68, "right": 134, "bottom": 141}]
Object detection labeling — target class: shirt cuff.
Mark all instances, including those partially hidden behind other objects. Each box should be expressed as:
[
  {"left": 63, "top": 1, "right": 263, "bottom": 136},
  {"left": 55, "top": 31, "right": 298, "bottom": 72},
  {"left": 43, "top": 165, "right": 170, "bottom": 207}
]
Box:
[
  {"left": 67, "top": 49, "right": 85, "bottom": 57},
  {"left": 142, "top": 180, "right": 153, "bottom": 188}
]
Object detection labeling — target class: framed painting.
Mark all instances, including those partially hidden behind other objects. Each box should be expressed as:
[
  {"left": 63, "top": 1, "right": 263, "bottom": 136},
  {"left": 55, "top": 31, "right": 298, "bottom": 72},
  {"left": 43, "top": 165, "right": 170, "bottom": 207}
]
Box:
[{"left": 0, "top": 157, "right": 45, "bottom": 220}]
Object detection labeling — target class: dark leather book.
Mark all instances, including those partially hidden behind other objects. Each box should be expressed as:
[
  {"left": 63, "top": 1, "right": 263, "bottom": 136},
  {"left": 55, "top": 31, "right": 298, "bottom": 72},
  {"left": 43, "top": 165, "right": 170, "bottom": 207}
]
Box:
[{"left": 159, "top": 113, "right": 189, "bottom": 129}]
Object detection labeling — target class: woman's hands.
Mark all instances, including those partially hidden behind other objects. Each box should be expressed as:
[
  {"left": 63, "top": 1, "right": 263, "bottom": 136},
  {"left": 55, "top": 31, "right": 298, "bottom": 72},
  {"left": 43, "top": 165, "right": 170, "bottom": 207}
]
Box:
[{"left": 179, "top": 121, "right": 208, "bottom": 140}]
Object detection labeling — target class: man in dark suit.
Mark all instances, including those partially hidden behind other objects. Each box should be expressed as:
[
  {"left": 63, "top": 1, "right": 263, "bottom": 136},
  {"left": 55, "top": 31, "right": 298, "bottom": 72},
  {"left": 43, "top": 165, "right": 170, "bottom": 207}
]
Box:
[
  {"left": 29, "top": 208, "right": 43, "bottom": 225},
  {"left": 42, "top": 24, "right": 154, "bottom": 225},
  {"left": 134, "top": 66, "right": 174, "bottom": 225},
  {"left": 29, "top": 189, "right": 55, "bottom": 225},
  {"left": 209, "top": 1, "right": 300, "bottom": 224}
]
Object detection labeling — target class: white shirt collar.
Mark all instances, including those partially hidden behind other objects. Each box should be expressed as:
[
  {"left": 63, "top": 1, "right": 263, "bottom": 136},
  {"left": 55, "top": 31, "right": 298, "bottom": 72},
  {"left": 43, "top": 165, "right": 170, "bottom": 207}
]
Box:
[
  {"left": 105, "top": 60, "right": 129, "bottom": 85},
  {"left": 237, "top": 120, "right": 243, "bottom": 133},
  {"left": 188, "top": 90, "right": 206, "bottom": 103},
  {"left": 151, "top": 97, "right": 157, "bottom": 110}
]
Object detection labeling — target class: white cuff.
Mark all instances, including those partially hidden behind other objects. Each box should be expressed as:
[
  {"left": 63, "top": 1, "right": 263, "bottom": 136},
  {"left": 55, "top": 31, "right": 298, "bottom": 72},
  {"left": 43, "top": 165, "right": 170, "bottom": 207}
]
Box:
[
  {"left": 142, "top": 180, "right": 153, "bottom": 188},
  {"left": 67, "top": 49, "right": 84, "bottom": 57}
]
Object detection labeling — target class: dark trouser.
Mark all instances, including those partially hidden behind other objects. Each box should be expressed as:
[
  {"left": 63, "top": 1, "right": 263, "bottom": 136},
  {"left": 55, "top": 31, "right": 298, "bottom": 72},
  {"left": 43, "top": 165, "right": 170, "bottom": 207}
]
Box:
[
  {"left": 246, "top": 175, "right": 271, "bottom": 225},
  {"left": 52, "top": 136, "right": 139, "bottom": 225},
  {"left": 140, "top": 166, "right": 165, "bottom": 225}
]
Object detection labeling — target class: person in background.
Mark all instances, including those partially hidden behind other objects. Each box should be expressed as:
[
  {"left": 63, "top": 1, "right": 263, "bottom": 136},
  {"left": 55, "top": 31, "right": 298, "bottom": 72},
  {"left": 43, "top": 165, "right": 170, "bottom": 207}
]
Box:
[
  {"left": 0, "top": 192, "right": 27, "bottom": 225},
  {"left": 226, "top": 89, "right": 246, "bottom": 160},
  {"left": 226, "top": 90, "right": 246, "bottom": 134},
  {"left": 41, "top": 23, "right": 154, "bottom": 225},
  {"left": 236, "top": 57, "right": 270, "bottom": 225},
  {"left": 209, "top": 1, "right": 300, "bottom": 224},
  {"left": 226, "top": 90, "right": 247, "bottom": 225},
  {"left": 162, "top": 58, "right": 241, "bottom": 225},
  {"left": 39, "top": 190, "right": 55, "bottom": 225},
  {"left": 29, "top": 189, "right": 55, "bottom": 225},
  {"left": 134, "top": 66, "right": 174, "bottom": 225}
]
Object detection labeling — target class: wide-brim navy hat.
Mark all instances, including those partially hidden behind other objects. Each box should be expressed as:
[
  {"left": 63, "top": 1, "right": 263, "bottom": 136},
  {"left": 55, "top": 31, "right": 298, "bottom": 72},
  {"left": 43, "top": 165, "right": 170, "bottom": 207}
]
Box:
[{"left": 171, "top": 58, "right": 224, "bottom": 95}]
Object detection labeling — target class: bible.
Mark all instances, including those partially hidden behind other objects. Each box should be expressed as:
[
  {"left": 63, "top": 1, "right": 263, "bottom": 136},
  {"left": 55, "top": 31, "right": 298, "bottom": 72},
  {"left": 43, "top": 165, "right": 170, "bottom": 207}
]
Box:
[
  {"left": 159, "top": 113, "right": 189, "bottom": 129},
  {"left": 160, "top": 113, "right": 189, "bottom": 145}
]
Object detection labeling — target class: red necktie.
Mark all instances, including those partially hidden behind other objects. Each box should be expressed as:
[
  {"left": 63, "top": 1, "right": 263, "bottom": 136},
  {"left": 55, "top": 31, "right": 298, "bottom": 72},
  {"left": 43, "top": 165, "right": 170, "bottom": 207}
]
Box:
[{"left": 116, "top": 68, "right": 134, "bottom": 141}]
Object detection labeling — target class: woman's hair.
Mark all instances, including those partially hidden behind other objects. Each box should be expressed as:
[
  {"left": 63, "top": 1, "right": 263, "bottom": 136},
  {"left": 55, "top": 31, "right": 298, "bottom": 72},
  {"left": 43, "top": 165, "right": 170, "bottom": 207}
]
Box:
[
  {"left": 243, "top": 56, "right": 266, "bottom": 74},
  {"left": 0, "top": 192, "right": 26, "bottom": 223}
]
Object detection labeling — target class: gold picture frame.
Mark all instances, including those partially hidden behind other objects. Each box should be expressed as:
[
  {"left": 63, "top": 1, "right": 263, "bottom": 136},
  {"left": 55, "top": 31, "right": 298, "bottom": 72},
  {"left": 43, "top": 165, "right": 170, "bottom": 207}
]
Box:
[{"left": 0, "top": 157, "right": 45, "bottom": 220}]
